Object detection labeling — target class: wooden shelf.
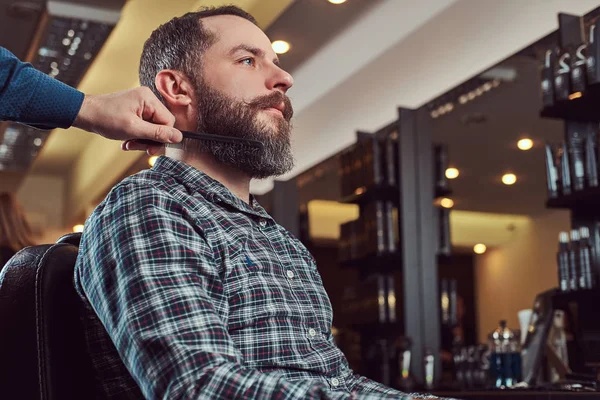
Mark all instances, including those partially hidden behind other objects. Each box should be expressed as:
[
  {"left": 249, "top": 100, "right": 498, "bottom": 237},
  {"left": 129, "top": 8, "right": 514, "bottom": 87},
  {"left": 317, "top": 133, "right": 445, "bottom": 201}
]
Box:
[
  {"left": 540, "top": 83, "right": 600, "bottom": 122},
  {"left": 552, "top": 288, "right": 600, "bottom": 309},
  {"left": 546, "top": 186, "right": 600, "bottom": 213}
]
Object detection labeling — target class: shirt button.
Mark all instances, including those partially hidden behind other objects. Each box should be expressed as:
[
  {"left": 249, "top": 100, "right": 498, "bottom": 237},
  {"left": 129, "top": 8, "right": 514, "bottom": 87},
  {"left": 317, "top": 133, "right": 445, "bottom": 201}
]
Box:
[
  {"left": 308, "top": 328, "right": 317, "bottom": 337},
  {"left": 331, "top": 378, "right": 340, "bottom": 387},
  {"left": 286, "top": 270, "right": 294, "bottom": 279},
  {"left": 259, "top": 219, "right": 267, "bottom": 227}
]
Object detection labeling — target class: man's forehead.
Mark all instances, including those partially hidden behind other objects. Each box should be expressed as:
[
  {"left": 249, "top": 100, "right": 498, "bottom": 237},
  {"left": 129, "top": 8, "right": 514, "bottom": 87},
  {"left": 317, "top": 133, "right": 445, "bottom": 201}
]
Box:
[{"left": 201, "top": 14, "right": 271, "bottom": 51}]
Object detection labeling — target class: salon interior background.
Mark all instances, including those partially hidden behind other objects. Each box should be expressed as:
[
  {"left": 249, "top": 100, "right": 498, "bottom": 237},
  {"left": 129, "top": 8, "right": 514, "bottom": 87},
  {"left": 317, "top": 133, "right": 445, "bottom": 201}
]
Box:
[{"left": 1, "top": 0, "right": 599, "bottom": 339}]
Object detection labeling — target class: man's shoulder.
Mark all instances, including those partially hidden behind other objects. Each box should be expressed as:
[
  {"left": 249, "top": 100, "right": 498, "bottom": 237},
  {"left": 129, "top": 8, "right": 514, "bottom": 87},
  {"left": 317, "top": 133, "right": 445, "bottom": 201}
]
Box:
[{"left": 88, "top": 169, "right": 211, "bottom": 225}]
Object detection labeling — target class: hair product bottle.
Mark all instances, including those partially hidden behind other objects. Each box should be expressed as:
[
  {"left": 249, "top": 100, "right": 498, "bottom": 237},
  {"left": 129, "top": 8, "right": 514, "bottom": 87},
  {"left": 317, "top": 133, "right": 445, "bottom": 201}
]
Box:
[{"left": 557, "top": 232, "right": 570, "bottom": 292}]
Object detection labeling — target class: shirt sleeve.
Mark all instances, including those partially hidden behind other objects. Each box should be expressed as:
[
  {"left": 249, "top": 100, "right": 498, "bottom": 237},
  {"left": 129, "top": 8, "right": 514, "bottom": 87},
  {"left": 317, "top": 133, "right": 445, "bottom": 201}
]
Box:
[
  {"left": 0, "top": 46, "right": 84, "bottom": 129},
  {"left": 77, "top": 182, "right": 417, "bottom": 400}
]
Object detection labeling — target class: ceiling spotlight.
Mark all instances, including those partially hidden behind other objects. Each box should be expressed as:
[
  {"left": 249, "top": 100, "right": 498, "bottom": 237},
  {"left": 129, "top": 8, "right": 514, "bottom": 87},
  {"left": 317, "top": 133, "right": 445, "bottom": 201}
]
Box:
[
  {"left": 148, "top": 155, "right": 159, "bottom": 167},
  {"left": 473, "top": 243, "right": 487, "bottom": 254},
  {"left": 73, "top": 224, "right": 84, "bottom": 233},
  {"left": 272, "top": 40, "right": 290, "bottom": 54},
  {"left": 502, "top": 173, "right": 517, "bottom": 185},
  {"left": 517, "top": 138, "right": 533, "bottom": 151},
  {"left": 440, "top": 198, "right": 454, "bottom": 208},
  {"left": 445, "top": 167, "right": 459, "bottom": 179},
  {"left": 431, "top": 110, "right": 439, "bottom": 118},
  {"left": 459, "top": 95, "right": 468, "bottom": 104},
  {"left": 328, "top": 0, "right": 347, "bottom": 3}
]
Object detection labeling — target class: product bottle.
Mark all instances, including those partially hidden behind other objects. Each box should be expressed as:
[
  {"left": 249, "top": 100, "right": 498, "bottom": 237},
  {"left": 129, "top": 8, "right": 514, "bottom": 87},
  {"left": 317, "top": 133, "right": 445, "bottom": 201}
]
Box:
[
  {"left": 561, "top": 143, "right": 572, "bottom": 195},
  {"left": 578, "top": 227, "right": 594, "bottom": 289},
  {"left": 557, "top": 232, "right": 570, "bottom": 292},
  {"left": 567, "top": 121, "right": 586, "bottom": 191},
  {"left": 587, "top": 20, "right": 600, "bottom": 84},
  {"left": 554, "top": 50, "right": 571, "bottom": 102},
  {"left": 585, "top": 123, "right": 599, "bottom": 188},
  {"left": 568, "top": 230, "right": 580, "bottom": 291},
  {"left": 488, "top": 320, "right": 512, "bottom": 388},
  {"left": 542, "top": 49, "right": 558, "bottom": 107},
  {"left": 545, "top": 143, "right": 559, "bottom": 198},
  {"left": 570, "top": 16, "right": 588, "bottom": 94}
]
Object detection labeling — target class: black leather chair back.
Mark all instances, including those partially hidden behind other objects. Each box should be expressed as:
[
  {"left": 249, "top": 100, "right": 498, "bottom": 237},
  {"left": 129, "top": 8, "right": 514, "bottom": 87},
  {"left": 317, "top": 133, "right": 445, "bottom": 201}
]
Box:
[{"left": 0, "top": 233, "right": 93, "bottom": 399}]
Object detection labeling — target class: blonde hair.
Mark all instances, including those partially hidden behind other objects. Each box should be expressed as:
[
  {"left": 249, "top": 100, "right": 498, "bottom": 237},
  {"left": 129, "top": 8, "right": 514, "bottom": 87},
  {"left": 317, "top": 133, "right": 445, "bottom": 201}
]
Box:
[{"left": 0, "top": 192, "right": 35, "bottom": 252}]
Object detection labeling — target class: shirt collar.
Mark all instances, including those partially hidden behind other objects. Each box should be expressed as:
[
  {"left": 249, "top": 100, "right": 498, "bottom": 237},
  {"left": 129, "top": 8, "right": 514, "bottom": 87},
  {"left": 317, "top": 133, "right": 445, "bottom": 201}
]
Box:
[{"left": 152, "top": 156, "right": 271, "bottom": 220}]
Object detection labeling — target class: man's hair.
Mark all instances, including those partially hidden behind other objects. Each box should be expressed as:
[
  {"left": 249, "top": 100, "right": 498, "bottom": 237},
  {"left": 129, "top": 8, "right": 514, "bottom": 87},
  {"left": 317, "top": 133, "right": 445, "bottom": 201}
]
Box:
[{"left": 139, "top": 5, "right": 258, "bottom": 104}]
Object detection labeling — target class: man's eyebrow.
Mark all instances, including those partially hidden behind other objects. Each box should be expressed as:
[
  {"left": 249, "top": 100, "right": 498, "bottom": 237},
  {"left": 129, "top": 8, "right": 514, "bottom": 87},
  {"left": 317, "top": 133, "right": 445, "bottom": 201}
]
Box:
[{"left": 229, "top": 44, "right": 281, "bottom": 66}]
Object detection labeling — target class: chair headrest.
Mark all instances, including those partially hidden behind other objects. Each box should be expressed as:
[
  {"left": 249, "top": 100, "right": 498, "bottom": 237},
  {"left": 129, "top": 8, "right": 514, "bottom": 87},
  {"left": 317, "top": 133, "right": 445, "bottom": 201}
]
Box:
[{"left": 56, "top": 233, "right": 82, "bottom": 247}]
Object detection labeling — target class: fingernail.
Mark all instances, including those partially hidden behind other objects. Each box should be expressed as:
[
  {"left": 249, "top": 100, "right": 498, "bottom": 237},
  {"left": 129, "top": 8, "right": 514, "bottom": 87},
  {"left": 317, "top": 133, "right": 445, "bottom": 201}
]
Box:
[{"left": 171, "top": 129, "right": 182, "bottom": 143}]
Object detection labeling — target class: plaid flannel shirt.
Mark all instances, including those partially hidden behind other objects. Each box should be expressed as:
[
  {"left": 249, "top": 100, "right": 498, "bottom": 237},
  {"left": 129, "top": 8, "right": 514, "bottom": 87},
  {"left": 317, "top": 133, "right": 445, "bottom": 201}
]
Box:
[{"left": 75, "top": 156, "right": 441, "bottom": 399}]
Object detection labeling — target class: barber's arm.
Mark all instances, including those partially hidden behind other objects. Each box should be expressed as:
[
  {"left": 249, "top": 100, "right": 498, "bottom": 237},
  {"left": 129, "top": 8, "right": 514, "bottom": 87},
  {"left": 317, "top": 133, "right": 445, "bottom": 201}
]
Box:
[
  {"left": 76, "top": 182, "right": 414, "bottom": 400},
  {"left": 0, "top": 46, "right": 181, "bottom": 154}
]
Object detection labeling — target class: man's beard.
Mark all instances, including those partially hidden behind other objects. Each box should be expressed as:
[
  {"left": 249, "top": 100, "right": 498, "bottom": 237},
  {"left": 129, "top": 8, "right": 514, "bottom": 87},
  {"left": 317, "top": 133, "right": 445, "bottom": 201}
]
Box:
[{"left": 189, "top": 77, "right": 295, "bottom": 179}]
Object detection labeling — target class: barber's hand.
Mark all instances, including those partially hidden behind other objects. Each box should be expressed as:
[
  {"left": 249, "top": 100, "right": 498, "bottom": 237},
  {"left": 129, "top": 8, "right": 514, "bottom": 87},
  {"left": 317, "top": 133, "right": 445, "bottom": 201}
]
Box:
[{"left": 72, "top": 87, "right": 183, "bottom": 155}]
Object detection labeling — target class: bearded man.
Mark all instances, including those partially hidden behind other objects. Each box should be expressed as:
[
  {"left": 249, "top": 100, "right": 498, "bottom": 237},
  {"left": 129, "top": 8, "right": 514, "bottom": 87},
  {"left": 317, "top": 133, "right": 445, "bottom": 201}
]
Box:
[{"left": 75, "top": 6, "right": 446, "bottom": 400}]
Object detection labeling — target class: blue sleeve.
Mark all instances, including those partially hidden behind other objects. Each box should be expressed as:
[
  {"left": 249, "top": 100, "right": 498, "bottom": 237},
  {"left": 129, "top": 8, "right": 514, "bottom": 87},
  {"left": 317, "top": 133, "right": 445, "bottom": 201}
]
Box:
[{"left": 0, "top": 46, "right": 84, "bottom": 129}]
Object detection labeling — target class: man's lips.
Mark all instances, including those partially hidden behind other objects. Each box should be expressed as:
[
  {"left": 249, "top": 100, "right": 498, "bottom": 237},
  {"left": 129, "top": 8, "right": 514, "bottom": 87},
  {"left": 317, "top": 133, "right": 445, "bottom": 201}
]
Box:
[{"left": 263, "top": 107, "right": 284, "bottom": 117}]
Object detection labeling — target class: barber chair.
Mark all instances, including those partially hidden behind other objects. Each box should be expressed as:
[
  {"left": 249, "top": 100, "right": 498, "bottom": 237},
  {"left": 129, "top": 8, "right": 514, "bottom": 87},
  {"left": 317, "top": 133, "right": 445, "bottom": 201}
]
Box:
[{"left": 0, "top": 233, "right": 94, "bottom": 399}]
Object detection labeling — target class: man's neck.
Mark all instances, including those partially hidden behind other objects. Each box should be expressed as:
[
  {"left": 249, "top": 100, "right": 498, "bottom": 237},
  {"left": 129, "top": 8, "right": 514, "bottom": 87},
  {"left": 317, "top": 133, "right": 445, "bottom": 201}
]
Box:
[{"left": 164, "top": 147, "right": 252, "bottom": 204}]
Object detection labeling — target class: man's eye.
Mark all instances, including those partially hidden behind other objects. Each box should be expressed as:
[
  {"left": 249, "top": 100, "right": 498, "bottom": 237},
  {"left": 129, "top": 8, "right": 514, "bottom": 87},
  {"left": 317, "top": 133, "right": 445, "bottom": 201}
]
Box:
[{"left": 240, "top": 58, "right": 255, "bottom": 66}]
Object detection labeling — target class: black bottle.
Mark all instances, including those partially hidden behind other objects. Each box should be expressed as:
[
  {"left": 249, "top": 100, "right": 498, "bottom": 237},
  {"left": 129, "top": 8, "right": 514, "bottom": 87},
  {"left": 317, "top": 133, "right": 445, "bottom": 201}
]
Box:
[
  {"left": 561, "top": 143, "right": 572, "bottom": 196},
  {"left": 567, "top": 121, "right": 586, "bottom": 191},
  {"left": 585, "top": 123, "right": 598, "bottom": 188},
  {"left": 578, "top": 227, "right": 594, "bottom": 289},
  {"left": 568, "top": 230, "right": 580, "bottom": 291},
  {"left": 557, "top": 232, "right": 570, "bottom": 292},
  {"left": 587, "top": 20, "right": 600, "bottom": 84},
  {"left": 545, "top": 143, "right": 559, "bottom": 198},
  {"left": 569, "top": 16, "right": 587, "bottom": 94},
  {"left": 555, "top": 51, "right": 572, "bottom": 102},
  {"left": 542, "top": 49, "right": 558, "bottom": 107}
]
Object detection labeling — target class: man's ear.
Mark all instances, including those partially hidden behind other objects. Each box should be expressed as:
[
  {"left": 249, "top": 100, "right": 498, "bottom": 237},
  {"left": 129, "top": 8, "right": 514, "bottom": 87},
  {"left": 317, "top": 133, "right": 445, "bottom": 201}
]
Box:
[{"left": 155, "top": 70, "right": 194, "bottom": 108}]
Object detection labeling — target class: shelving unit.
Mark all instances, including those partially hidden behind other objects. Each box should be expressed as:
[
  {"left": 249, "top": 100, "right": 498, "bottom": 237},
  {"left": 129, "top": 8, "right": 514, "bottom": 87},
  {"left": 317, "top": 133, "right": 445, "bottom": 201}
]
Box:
[{"left": 538, "top": 12, "right": 600, "bottom": 385}]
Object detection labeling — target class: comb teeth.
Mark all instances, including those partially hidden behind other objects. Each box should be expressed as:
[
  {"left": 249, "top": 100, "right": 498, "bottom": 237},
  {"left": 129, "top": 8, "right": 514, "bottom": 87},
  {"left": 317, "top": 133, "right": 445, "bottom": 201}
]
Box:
[{"left": 181, "top": 131, "right": 264, "bottom": 151}]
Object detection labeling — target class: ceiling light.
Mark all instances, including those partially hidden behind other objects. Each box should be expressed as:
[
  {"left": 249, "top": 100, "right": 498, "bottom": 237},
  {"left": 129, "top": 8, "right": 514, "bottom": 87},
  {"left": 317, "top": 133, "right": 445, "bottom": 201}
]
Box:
[
  {"left": 73, "top": 224, "right": 84, "bottom": 233},
  {"left": 502, "top": 173, "right": 517, "bottom": 185},
  {"left": 568, "top": 91, "right": 582, "bottom": 100},
  {"left": 517, "top": 138, "right": 533, "bottom": 151},
  {"left": 473, "top": 243, "right": 487, "bottom": 254},
  {"left": 328, "top": 0, "right": 347, "bottom": 3},
  {"left": 445, "top": 167, "right": 459, "bottom": 179},
  {"left": 148, "top": 155, "right": 159, "bottom": 167},
  {"left": 440, "top": 198, "right": 454, "bottom": 208},
  {"left": 272, "top": 40, "right": 290, "bottom": 54}
]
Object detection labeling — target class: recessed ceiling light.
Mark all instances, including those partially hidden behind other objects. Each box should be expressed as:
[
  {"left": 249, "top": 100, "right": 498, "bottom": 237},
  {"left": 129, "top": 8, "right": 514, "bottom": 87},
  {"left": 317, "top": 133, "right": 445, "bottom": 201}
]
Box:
[
  {"left": 440, "top": 198, "right": 454, "bottom": 208},
  {"left": 473, "top": 243, "right": 487, "bottom": 254},
  {"left": 148, "top": 155, "right": 159, "bottom": 167},
  {"left": 73, "top": 224, "right": 84, "bottom": 233},
  {"left": 502, "top": 173, "right": 517, "bottom": 185},
  {"left": 271, "top": 40, "right": 290, "bottom": 54},
  {"left": 445, "top": 167, "right": 459, "bottom": 179},
  {"left": 328, "top": 0, "right": 347, "bottom": 4},
  {"left": 517, "top": 138, "right": 533, "bottom": 151}
]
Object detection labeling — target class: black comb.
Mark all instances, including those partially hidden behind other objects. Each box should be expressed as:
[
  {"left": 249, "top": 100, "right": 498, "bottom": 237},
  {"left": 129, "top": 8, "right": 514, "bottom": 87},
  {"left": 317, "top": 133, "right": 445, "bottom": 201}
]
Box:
[{"left": 136, "top": 130, "right": 264, "bottom": 150}]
